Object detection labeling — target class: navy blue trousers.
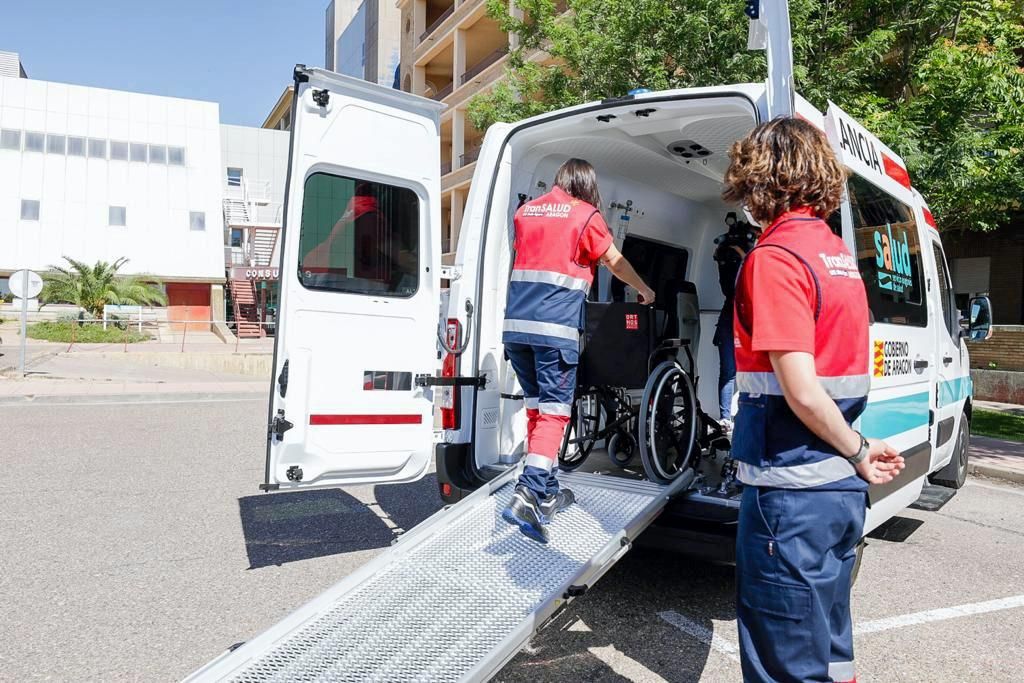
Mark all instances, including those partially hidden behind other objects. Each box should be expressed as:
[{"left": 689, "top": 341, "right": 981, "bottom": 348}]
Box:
[{"left": 736, "top": 486, "right": 866, "bottom": 682}]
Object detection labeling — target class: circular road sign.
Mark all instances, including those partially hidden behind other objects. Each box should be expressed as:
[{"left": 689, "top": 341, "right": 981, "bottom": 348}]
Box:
[{"left": 9, "top": 270, "right": 43, "bottom": 300}]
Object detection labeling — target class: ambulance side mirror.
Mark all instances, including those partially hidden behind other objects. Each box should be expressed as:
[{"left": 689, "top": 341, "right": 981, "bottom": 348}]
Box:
[{"left": 960, "top": 295, "right": 993, "bottom": 341}]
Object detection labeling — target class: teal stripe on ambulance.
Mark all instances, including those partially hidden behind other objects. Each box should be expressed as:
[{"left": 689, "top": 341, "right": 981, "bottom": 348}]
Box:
[
  {"left": 858, "top": 392, "right": 930, "bottom": 440},
  {"left": 938, "top": 376, "right": 972, "bottom": 408}
]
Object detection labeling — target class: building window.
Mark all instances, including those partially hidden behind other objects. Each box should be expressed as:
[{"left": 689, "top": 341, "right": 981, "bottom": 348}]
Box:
[
  {"left": 227, "top": 167, "right": 243, "bottom": 187},
  {"left": 87, "top": 138, "right": 107, "bottom": 158},
  {"left": 129, "top": 142, "right": 147, "bottom": 162},
  {"left": 230, "top": 228, "right": 243, "bottom": 247},
  {"left": 0, "top": 129, "right": 21, "bottom": 150},
  {"left": 849, "top": 174, "right": 928, "bottom": 327},
  {"left": 24, "top": 131, "right": 44, "bottom": 153},
  {"left": 148, "top": 144, "right": 167, "bottom": 164},
  {"left": 109, "top": 141, "right": 128, "bottom": 161},
  {"left": 67, "top": 136, "right": 86, "bottom": 157},
  {"left": 168, "top": 146, "right": 185, "bottom": 166},
  {"left": 189, "top": 211, "right": 206, "bottom": 231},
  {"left": 109, "top": 206, "right": 127, "bottom": 226},
  {"left": 46, "top": 134, "right": 66, "bottom": 154},
  {"left": 298, "top": 173, "right": 420, "bottom": 297},
  {"left": 20, "top": 199, "right": 40, "bottom": 221}
]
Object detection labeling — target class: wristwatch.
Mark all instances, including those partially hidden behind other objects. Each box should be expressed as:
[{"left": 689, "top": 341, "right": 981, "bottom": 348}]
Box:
[{"left": 845, "top": 432, "right": 869, "bottom": 465}]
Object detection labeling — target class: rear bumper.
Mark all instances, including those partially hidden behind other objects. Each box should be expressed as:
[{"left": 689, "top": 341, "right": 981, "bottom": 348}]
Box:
[
  {"left": 636, "top": 493, "right": 739, "bottom": 563},
  {"left": 435, "top": 442, "right": 482, "bottom": 504}
]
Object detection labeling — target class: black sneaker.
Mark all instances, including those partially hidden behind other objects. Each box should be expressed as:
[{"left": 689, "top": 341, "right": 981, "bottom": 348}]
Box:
[
  {"left": 539, "top": 488, "right": 576, "bottom": 522},
  {"left": 501, "top": 485, "right": 549, "bottom": 544}
]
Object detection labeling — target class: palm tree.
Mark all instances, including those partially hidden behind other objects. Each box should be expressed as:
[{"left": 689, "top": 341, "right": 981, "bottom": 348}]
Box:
[{"left": 40, "top": 257, "right": 168, "bottom": 320}]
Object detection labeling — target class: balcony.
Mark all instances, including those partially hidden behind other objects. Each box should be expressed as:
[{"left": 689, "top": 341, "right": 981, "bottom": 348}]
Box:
[
  {"left": 420, "top": 3, "right": 455, "bottom": 43},
  {"left": 460, "top": 46, "right": 509, "bottom": 85},
  {"left": 459, "top": 145, "right": 482, "bottom": 166},
  {"left": 431, "top": 82, "right": 454, "bottom": 101},
  {"left": 441, "top": 160, "right": 453, "bottom": 175}
]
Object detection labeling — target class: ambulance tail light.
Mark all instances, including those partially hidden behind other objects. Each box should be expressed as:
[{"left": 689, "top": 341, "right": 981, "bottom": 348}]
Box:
[{"left": 440, "top": 319, "right": 461, "bottom": 430}]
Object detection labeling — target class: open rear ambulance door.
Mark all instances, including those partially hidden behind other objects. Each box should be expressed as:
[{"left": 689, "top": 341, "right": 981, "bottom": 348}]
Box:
[{"left": 263, "top": 66, "right": 444, "bottom": 491}]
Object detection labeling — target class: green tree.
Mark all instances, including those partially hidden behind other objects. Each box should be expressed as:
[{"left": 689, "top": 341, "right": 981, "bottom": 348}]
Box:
[
  {"left": 470, "top": 0, "right": 1024, "bottom": 231},
  {"left": 40, "top": 257, "right": 168, "bottom": 320}
]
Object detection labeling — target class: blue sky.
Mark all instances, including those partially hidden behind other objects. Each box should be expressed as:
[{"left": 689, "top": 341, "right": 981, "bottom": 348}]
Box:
[{"left": 0, "top": 0, "right": 328, "bottom": 126}]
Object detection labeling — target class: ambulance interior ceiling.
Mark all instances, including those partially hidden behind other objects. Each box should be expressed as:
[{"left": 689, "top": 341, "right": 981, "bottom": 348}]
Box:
[{"left": 506, "top": 96, "right": 757, "bottom": 301}]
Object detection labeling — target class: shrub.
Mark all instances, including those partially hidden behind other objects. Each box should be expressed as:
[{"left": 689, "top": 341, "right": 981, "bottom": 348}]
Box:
[{"left": 26, "top": 321, "right": 151, "bottom": 344}]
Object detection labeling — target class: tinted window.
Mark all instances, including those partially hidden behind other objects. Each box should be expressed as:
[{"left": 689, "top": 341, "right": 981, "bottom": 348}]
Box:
[
  {"left": 849, "top": 174, "right": 927, "bottom": 326},
  {"left": 298, "top": 173, "right": 419, "bottom": 297},
  {"left": 110, "top": 141, "right": 129, "bottom": 161},
  {"left": 87, "top": 138, "right": 107, "bottom": 158},
  {"left": 932, "top": 242, "right": 956, "bottom": 339},
  {"left": 1, "top": 129, "right": 21, "bottom": 150},
  {"left": 109, "top": 206, "right": 127, "bottom": 226}
]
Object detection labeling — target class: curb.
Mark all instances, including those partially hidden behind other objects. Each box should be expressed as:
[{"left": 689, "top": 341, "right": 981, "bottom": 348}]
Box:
[
  {"left": 0, "top": 391, "right": 267, "bottom": 406},
  {"left": 969, "top": 462, "right": 1024, "bottom": 486}
]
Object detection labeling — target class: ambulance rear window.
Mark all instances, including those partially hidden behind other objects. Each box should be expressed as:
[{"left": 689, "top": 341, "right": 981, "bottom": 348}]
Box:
[
  {"left": 848, "top": 174, "right": 927, "bottom": 327},
  {"left": 297, "top": 172, "right": 420, "bottom": 297}
]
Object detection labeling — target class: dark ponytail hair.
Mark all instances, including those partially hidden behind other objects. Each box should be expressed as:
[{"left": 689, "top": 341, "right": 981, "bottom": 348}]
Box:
[{"left": 554, "top": 158, "right": 603, "bottom": 210}]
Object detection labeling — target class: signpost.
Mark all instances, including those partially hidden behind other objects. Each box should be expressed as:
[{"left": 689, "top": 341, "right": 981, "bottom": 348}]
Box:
[{"left": 8, "top": 270, "right": 43, "bottom": 377}]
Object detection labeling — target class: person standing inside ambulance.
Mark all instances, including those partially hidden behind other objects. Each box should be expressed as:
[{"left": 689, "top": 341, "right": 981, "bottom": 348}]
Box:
[
  {"left": 502, "top": 158, "right": 655, "bottom": 544},
  {"left": 722, "top": 118, "right": 905, "bottom": 682}
]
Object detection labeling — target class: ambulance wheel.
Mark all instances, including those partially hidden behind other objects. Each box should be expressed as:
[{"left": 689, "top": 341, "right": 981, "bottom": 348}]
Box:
[
  {"left": 640, "top": 362, "right": 698, "bottom": 484},
  {"left": 608, "top": 431, "right": 637, "bottom": 467},
  {"left": 558, "top": 395, "right": 601, "bottom": 471},
  {"left": 929, "top": 413, "right": 970, "bottom": 489}
]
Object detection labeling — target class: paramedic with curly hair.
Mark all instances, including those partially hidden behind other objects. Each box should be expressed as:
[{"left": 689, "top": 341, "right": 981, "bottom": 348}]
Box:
[
  {"left": 501, "top": 158, "right": 654, "bottom": 544},
  {"left": 722, "top": 118, "right": 905, "bottom": 683}
]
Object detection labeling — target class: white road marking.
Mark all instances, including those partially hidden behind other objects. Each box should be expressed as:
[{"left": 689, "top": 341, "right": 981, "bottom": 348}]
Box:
[
  {"left": 658, "top": 611, "right": 741, "bottom": 663},
  {"left": 967, "top": 481, "right": 1024, "bottom": 498},
  {"left": 1, "top": 397, "right": 264, "bottom": 407},
  {"left": 587, "top": 645, "right": 670, "bottom": 682},
  {"left": 854, "top": 594, "right": 1024, "bottom": 635}
]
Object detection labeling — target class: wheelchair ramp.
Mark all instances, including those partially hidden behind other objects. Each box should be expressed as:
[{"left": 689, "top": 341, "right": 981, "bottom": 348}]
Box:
[{"left": 185, "top": 469, "right": 692, "bottom": 683}]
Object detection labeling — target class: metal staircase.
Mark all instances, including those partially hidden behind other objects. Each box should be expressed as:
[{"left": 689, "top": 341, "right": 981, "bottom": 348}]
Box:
[{"left": 229, "top": 278, "right": 264, "bottom": 339}]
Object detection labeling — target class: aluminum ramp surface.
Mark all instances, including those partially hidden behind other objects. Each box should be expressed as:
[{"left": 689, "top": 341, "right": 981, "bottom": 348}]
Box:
[{"left": 186, "top": 469, "right": 692, "bottom": 683}]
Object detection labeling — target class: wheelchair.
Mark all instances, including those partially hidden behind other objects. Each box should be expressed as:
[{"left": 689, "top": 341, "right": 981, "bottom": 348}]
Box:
[{"left": 558, "top": 300, "right": 726, "bottom": 484}]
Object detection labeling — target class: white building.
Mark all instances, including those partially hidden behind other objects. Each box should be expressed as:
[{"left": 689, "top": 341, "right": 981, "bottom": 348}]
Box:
[
  {"left": 0, "top": 51, "right": 292, "bottom": 335},
  {"left": 326, "top": 0, "right": 401, "bottom": 87}
]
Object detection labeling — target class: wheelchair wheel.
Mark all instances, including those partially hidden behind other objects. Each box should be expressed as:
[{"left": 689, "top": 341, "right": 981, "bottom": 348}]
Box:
[
  {"left": 558, "top": 393, "right": 602, "bottom": 471},
  {"left": 608, "top": 430, "right": 637, "bottom": 467},
  {"left": 639, "top": 361, "right": 698, "bottom": 484}
]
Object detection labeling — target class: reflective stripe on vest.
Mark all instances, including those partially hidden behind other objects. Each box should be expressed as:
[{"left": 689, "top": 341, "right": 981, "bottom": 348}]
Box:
[
  {"left": 510, "top": 269, "right": 591, "bottom": 293},
  {"left": 503, "top": 319, "right": 579, "bottom": 342},
  {"left": 736, "top": 457, "right": 857, "bottom": 488},
  {"left": 737, "top": 372, "right": 871, "bottom": 400}
]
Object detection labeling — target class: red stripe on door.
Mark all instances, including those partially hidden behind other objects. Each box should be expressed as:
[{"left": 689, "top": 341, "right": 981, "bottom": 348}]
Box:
[
  {"left": 881, "top": 153, "right": 912, "bottom": 190},
  {"left": 309, "top": 414, "right": 423, "bottom": 425},
  {"left": 922, "top": 207, "right": 938, "bottom": 231}
]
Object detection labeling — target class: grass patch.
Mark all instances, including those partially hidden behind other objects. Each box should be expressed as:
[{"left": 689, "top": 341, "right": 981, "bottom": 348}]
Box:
[
  {"left": 972, "top": 409, "right": 1024, "bottom": 443},
  {"left": 26, "top": 321, "right": 151, "bottom": 344}
]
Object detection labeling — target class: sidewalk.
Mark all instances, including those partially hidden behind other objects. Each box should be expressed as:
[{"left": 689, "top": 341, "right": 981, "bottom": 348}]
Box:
[
  {"left": 968, "top": 400, "right": 1024, "bottom": 485},
  {"left": 0, "top": 342, "right": 269, "bottom": 404}
]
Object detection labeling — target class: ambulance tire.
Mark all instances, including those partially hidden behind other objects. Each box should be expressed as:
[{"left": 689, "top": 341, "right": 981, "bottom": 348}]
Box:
[
  {"left": 639, "top": 361, "right": 698, "bottom": 484},
  {"left": 929, "top": 412, "right": 970, "bottom": 489},
  {"left": 851, "top": 540, "right": 866, "bottom": 586}
]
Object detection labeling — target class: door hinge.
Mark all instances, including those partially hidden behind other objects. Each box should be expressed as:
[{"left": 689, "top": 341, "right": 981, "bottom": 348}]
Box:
[
  {"left": 312, "top": 88, "right": 330, "bottom": 107},
  {"left": 269, "top": 409, "right": 294, "bottom": 441},
  {"left": 415, "top": 374, "right": 486, "bottom": 388}
]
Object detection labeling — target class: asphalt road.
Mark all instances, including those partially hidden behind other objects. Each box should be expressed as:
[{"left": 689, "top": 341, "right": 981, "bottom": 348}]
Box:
[{"left": 3, "top": 398, "right": 1023, "bottom": 681}]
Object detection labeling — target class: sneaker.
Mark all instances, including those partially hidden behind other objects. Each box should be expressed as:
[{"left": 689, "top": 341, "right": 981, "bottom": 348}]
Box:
[
  {"left": 719, "top": 419, "right": 734, "bottom": 437},
  {"left": 501, "top": 485, "right": 549, "bottom": 544},
  {"left": 539, "top": 488, "right": 576, "bottom": 522}
]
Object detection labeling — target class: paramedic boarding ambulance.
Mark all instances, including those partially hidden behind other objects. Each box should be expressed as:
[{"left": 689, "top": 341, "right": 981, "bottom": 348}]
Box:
[{"left": 260, "top": 68, "right": 990, "bottom": 547}]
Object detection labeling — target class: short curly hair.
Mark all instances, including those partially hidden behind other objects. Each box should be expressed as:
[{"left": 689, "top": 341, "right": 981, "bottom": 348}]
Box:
[{"left": 722, "top": 117, "right": 847, "bottom": 226}]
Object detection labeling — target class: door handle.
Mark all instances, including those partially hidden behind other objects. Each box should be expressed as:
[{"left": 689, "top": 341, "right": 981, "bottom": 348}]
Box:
[
  {"left": 942, "top": 355, "right": 953, "bottom": 365},
  {"left": 913, "top": 359, "right": 929, "bottom": 370}
]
